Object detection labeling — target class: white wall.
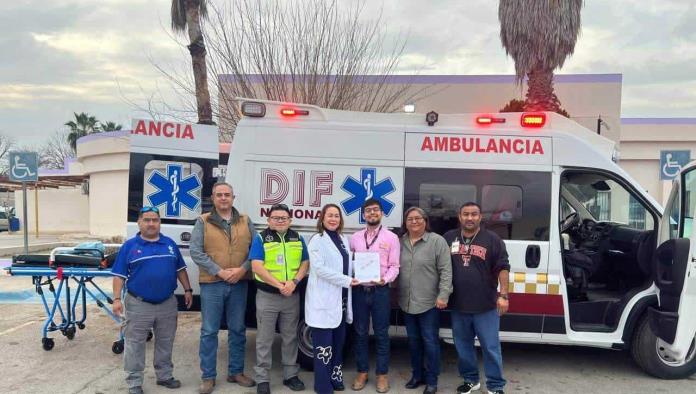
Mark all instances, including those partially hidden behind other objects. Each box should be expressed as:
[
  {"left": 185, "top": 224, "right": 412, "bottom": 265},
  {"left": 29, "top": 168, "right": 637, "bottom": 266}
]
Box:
[
  {"left": 619, "top": 120, "right": 696, "bottom": 205},
  {"left": 76, "top": 131, "right": 130, "bottom": 238},
  {"left": 13, "top": 187, "right": 89, "bottom": 233}
]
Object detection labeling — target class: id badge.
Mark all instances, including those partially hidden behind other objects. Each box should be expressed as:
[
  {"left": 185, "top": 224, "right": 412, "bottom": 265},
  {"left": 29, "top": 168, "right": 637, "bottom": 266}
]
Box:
[
  {"left": 276, "top": 254, "right": 285, "bottom": 265},
  {"left": 451, "top": 241, "right": 460, "bottom": 254}
]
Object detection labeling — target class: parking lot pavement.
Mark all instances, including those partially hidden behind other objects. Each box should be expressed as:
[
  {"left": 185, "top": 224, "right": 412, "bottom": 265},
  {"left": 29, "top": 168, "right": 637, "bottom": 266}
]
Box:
[{"left": 0, "top": 272, "right": 694, "bottom": 394}]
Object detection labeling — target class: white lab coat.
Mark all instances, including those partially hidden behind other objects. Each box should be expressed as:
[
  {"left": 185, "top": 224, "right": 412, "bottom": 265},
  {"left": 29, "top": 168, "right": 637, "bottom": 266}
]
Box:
[{"left": 305, "top": 231, "right": 353, "bottom": 329}]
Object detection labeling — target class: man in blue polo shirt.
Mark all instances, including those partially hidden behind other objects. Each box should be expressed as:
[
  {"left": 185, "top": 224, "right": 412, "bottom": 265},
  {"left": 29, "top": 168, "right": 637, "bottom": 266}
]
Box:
[{"left": 112, "top": 206, "right": 193, "bottom": 394}]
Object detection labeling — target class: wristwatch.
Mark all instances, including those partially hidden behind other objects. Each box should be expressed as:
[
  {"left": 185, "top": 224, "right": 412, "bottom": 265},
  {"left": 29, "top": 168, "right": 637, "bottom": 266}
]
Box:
[
  {"left": 498, "top": 294, "right": 509, "bottom": 300},
  {"left": 292, "top": 278, "right": 300, "bottom": 285},
  {"left": 184, "top": 289, "right": 193, "bottom": 293}
]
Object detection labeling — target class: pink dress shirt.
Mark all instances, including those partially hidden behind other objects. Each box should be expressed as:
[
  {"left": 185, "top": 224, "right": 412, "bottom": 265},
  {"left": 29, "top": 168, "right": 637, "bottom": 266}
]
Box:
[{"left": 349, "top": 226, "right": 400, "bottom": 284}]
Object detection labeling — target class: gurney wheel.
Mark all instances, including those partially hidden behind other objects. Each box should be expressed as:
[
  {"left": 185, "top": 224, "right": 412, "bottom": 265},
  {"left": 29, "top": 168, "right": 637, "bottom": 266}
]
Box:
[
  {"left": 77, "top": 323, "right": 85, "bottom": 330},
  {"left": 42, "top": 338, "right": 54, "bottom": 351},
  {"left": 147, "top": 330, "right": 153, "bottom": 342},
  {"left": 65, "top": 327, "right": 76, "bottom": 340},
  {"left": 112, "top": 340, "right": 124, "bottom": 354}
]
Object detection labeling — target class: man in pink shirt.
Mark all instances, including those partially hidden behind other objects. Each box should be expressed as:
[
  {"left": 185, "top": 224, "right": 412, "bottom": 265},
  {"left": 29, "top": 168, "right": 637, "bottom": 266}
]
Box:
[{"left": 349, "top": 198, "right": 400, "bottom": 393}]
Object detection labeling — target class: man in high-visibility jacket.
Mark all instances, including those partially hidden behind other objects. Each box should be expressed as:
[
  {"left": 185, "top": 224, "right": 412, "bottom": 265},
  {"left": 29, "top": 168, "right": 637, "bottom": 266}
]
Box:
[{"left": 250, "top": 203, "right": 310, "bottom": 394}]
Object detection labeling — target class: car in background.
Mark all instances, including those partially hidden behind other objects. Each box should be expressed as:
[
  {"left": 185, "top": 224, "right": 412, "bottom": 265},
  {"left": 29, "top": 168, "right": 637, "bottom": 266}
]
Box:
[{"left": 0, "top": 210, "right": 9, "bottom": 231}]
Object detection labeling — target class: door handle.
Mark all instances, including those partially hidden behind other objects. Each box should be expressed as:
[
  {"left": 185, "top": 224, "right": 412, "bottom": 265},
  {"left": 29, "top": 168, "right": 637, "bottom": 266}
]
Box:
[{"left": 526, "top": 245, "right": 541, "bottom": 268}]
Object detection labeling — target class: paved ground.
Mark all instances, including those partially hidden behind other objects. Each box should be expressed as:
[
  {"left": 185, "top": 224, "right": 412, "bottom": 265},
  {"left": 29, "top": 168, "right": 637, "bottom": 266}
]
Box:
[{"left": 1, "top": 273, "right": 695, "bottom": 394}]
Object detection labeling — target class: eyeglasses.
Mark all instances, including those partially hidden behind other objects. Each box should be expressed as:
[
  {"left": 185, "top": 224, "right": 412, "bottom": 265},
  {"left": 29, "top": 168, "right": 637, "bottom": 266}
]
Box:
[
  {"left": 270, "top": 216, "right": 290, "bottom": 222},
  {"left": 140, "top": 206, "right": 160, "bottom": 214},
  {"left": 406, "top": 217, "right": 425, "bottom": 223},
  {"left": 364, "top": 207, "right": 381, "bottom": 213},
  {"left": 214, "top": 192, "right": 234, "bottom": 198}
]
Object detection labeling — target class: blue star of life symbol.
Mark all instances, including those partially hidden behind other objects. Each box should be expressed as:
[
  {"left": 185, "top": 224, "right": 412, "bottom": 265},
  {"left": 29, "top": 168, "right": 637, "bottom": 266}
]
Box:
[
  {"left": 147, "top": 163, "right": 202, "bottom": 218},
  {"left": 341, "top": 168, "right": 395, "bottom": 223}
]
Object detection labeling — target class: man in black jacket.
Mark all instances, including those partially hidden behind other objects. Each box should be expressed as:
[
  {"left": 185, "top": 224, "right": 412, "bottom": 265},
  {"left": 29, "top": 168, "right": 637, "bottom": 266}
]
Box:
[{"left": 443, "top": 202, "right": 510, "bottom": 394}]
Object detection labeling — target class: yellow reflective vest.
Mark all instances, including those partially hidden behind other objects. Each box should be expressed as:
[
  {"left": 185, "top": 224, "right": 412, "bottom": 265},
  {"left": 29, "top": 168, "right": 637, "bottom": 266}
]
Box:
[{"left": 255, "top": 228, "right": 305, "bottom": 293}]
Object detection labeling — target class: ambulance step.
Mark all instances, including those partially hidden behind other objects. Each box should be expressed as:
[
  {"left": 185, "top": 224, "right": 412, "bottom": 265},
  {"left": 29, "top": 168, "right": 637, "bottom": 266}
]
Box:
[{"left": 570, "top": 323, "right": 615, "bottom": 333}]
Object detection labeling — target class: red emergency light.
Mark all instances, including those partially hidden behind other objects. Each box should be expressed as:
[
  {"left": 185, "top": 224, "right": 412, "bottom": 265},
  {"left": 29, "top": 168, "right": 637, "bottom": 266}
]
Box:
[
  {"left": 521, "top": 113, "right": 546, "bottom": 128},
  {"left": 280, "top": 108, "right": 310, "bottom": 117},
  {"left": 476, "top": 115, "right": 506, "bottom": 125}
]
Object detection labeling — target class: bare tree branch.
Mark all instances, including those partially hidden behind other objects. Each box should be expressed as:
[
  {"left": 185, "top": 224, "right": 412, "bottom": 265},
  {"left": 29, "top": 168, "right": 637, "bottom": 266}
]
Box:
[
  {"left": 143, "top": 0, "right": 432, "bottom": 142},
  {"left": 0, "top": 133, "right": 15, "bottom": 175},
  {"left": 39, "top": 130, "right": 74, "bottom": 170}
]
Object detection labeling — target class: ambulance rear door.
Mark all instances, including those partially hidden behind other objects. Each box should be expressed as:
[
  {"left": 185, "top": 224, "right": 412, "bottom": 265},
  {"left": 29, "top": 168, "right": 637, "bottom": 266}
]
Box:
[
  {"left": 127, "top": 119, "right": 220, "bottom": 297},
  {"left": 650, "top": 162, "right": 696, "bottom": 364}
]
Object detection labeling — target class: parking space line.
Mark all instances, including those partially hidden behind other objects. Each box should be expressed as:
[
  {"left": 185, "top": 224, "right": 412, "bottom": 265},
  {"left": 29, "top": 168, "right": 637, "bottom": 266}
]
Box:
[{"left": 0, "top": 320, "right": 40, "bottom": 336}]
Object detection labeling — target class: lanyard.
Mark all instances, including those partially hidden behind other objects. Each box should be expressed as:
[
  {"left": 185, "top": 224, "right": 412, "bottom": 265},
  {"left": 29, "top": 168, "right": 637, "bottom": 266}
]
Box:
[{"left": 364, "top": 225, "right": 382, "bottom": 250}]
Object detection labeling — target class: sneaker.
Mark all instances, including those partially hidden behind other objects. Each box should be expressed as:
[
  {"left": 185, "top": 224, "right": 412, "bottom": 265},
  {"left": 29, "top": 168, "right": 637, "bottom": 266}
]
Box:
[
  {"left": 283, "top": 376, "right": 305, "bottom": 391},
  {"left": 257, "top": 382, "right": 271, "bottom": 394},
  {"left": 488, "top": 391, "right": 505, "bottom": 394},
  {"left": 456, "top": 382, "right": 481, "bottom": 394},
  {"left": 156, "top": 378, "right": 182, "bottom": 389},
  {"left": 128, "top": 387, "right": 144, "bottom": 394}
]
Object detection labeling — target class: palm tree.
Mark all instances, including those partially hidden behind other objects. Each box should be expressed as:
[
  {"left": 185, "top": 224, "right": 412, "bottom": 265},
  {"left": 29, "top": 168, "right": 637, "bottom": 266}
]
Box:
[
  {"left": 65, "top": 112, "right": 100, "bottom": 152},
  {"left": 171, "top": 0, "right": 214, "bottom": 125},
  {"left": 100, "top": 121, "right": 123, "bottom": 132},
  {"left": 499, "top": 0, "right": 583, "bottom": 112}
]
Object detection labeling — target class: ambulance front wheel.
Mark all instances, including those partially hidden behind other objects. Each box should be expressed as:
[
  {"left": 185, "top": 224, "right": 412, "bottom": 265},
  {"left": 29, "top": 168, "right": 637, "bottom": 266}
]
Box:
[{"left": 631, "top": 315, "right": 696, "bottom": 379}]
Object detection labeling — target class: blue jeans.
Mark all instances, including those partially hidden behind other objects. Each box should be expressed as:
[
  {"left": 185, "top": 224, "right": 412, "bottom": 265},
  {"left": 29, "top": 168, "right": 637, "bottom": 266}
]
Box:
[
  {"left": 352, "top": 285, "right": 390, "bottom": 374},
  {"left": 404, "top": 307, "right": 441, "bottom": 386},
  {"left": 199, "top": 280, "right": 248, "bottom": 380},
  {"left": 451, "top": 308, "right": 506, "bottom": 391}
]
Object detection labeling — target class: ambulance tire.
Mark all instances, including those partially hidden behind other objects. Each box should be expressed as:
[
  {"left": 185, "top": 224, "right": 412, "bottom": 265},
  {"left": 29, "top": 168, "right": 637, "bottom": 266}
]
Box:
[
  {"left": 297, "top": 319, "right": 314, "bottom": 371},
  {"left": 631, "top": 315, "right": 696, "bottom": 379},
  {"left": 295, "top": 319, "right": 354, "bottom": 371}
]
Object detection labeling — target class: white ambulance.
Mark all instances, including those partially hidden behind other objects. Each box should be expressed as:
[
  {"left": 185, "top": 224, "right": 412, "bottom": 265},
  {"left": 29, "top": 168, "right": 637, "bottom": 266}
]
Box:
[{"left": 125, "top": 100, "right": 696, "bottom": 379}]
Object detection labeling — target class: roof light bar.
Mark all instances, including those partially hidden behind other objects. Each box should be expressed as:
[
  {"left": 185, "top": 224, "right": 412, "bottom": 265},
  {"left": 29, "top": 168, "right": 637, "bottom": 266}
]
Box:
[
  {"left": 476, "top": 116, "right": 506, "bottom": 125},
  {"left": 521, "top": 113, "right": 546, "bottom": 128},
  {"left": 281, "top": 108, "right": 310, "bottom": 116}
]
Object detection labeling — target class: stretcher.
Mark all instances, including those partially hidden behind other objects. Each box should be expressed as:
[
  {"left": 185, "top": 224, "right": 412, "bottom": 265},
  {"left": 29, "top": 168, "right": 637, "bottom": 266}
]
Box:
[{"left": 4, "top": 244, "right": 138, "bottom": 353}]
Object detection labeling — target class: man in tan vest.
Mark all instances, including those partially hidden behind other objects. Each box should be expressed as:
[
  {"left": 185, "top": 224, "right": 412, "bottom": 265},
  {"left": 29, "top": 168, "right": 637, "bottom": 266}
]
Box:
[{"left": 191, "top": 182, "right": 257, "bottom": 394}]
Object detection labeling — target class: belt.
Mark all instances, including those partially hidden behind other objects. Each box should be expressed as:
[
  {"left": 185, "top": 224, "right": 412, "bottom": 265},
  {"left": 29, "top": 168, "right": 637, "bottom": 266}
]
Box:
[
  {"left": 358, "top": 284, "right": 388, "bottom": 292},
  {"left": 127, "top": 290, "right": 168, "bottom": 305}
]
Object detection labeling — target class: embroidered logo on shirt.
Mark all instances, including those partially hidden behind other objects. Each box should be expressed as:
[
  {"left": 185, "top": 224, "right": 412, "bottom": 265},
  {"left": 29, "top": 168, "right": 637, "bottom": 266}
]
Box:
[{"left": 168, "top": 245, "right": 175, "bottom": 255}]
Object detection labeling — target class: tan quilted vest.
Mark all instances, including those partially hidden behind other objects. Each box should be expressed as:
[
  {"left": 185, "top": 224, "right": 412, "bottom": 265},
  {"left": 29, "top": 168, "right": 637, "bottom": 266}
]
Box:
[{"left": 198, "top": 213, "right": 252, "bottom": 283}]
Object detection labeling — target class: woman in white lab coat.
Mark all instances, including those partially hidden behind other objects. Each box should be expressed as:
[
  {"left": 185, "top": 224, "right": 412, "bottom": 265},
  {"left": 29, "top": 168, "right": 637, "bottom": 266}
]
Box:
[{"left": 305, "top": 204, "right": 359, "bottom": 394}]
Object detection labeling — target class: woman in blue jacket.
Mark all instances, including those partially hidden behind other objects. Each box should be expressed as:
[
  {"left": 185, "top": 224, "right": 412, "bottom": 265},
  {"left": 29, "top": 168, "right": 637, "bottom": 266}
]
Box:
[{"left": 305, "top": 204, "right": 359, "bottom": 393}]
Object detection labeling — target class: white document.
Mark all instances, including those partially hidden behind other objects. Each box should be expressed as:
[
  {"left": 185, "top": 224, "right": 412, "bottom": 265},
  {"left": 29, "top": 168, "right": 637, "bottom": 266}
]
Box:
[{"left": 353, "top": 252, "right": 381, "bottom": 283}]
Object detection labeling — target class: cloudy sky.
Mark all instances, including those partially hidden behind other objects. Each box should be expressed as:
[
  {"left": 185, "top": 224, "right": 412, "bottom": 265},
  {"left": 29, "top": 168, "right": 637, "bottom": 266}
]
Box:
[{"left": 1, "top": 0, "right": 695, "bottom": 147}]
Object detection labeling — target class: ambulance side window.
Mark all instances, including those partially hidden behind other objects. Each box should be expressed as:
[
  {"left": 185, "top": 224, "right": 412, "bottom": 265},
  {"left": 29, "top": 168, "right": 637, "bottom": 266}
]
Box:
[{"left": 404, "top": 168, "right": 551, "bottom": 241}]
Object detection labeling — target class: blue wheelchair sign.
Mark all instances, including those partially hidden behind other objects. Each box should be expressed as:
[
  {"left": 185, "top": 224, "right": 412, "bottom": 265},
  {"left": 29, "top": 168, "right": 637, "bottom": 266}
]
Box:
[
  {"left": 660, "top": 150, "right": 691, "bottom": 180},
  {"left": 9, "top": 152, "right": 39, "bottom": 182}
]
